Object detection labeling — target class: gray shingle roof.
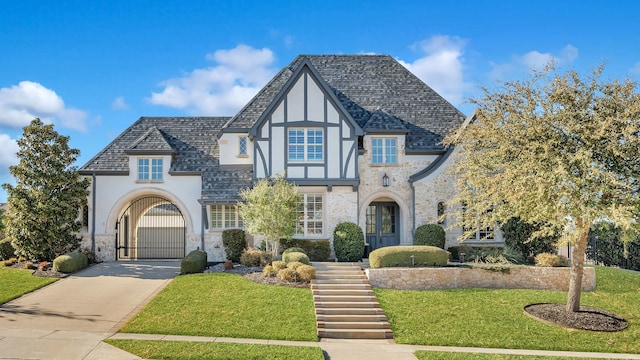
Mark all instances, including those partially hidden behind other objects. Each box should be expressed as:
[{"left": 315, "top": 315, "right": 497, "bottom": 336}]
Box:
[
  {"left": 224, "top": 55, "right": 466, "bottom": 152},
  {"left": 80, "top": 117, "right": 253, "bottom": 202}
]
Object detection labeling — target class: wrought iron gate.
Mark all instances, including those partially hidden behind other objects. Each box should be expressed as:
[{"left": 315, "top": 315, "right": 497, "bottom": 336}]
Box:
[{"left": 116, "top": 196, "right": 186, "bottom": 260}]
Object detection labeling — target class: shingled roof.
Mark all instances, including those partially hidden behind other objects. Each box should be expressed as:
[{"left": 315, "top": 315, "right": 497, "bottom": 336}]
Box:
[
  {"left": 80, "top": 117, "right": 253, "bottom": 202},
  {"left": 223, "top": 55, "right": 466, "bottom": 152}
]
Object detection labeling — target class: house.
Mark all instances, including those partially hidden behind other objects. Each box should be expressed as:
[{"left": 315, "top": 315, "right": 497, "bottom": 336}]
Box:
[{"left": 79, "top": 54, "right": 503, "bottom": 262}]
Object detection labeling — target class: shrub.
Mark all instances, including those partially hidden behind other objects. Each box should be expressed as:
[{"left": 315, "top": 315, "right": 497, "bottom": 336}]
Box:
[
  {"left": 296, "top": 265, "right": 316, "bottom": 281},
  {"left": 0, "top": 238, "right": 15, "bottom": 260},
  {"left": 240, "top": 248, "right": 272, "bottom": 267},
  {"left": 286, "top": 261, "right": 305, "bottom": 271},
  {"left": 262, "top": 264, "right": 277, "bottom": 277},
  {"left": 283, "top": 251, "right": 310, "bottom": 265},
  {"left": 501, "top": 217, "right": 558, "bottom": 261},
  {"left": 180, "top": 249, "right": 208, "bottom": 274},
  {"left": 587, "top": 221, "right": 640, "bottom": 271},
  {"left": 333, "top": 222, "right": 365, "bottom": 262},
  {"left": 23, "top": 261, "right": 36, "bottom": 270},
  {"left": 277, "top": 267, "right": 297, "bottom": 282},
  {"left": 447, "top": 245, "right": 473, "bottom": 262},
  {"left": 280, "top": 239, "right": 331, "bottom": 261},
  {"left": 53, "top": 251, "right": 89, "bottom": 273},
  {"left": 2, "top": 257, "right": 17, "bottom": 267},
  {"left": 369, "top": 246, "right": 449, "bottom": 268},
  {"left": 222, "top": 229, "right": 247, "bottom": 262},
  {"left": 224, "top": 260, "right": 234, "bottom": 270},
  {"left": 282, "top": 247, "right": 306, "bottom": 258},
  {"left": 38, "top": 261, "right": 49, "bottom": 271},
  {"left": 414, "top": 224, "right": 446, "bottom": 248},
  {"left": 272, "top": 260, "right": 287, "bottom": 271},
  {"left": 535, "top": 252, "right": 569, "bottom": 267}
]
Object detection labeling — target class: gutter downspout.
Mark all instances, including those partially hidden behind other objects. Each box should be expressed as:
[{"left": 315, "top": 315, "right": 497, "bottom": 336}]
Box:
[
  {"left": 91, "top": 173, "right": 96, "bottom": 253},
  {"left": 200, "top": 204, "right": 206, "bottom": 250},
  {"left": 409, "top": 180, "right": 416, "bottom": 240}
]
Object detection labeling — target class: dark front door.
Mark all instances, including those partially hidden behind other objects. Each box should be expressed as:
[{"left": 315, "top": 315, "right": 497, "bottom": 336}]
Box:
[{"left": 365, "top": 202, "right": 400, "bottom": 251}]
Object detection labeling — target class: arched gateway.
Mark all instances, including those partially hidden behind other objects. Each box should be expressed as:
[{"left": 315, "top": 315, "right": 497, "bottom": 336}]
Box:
[{"left": 116, "top": 196, "right": 186, "bottom": 260}]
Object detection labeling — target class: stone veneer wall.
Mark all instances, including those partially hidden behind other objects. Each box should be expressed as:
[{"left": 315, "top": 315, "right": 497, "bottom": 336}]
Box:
[{"left": 365, "top": 266, "right": 596, "bottom": 291}]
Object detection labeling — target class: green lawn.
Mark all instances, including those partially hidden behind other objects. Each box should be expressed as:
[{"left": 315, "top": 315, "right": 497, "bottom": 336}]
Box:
[
  {"left": 106, "top": 339, "right": 324, "bottom": 360},
  {"left": 375, "top": 266, "right": 640, "bottom": 353},
  {"left": 120, "top": 273, "right": 317, "bottom": 341},
  {"left": 0, "top": 267, "right": 58, "bottom": 304},
  {"left": 414, "top": 351, "right": 593, "bottom": 360}
]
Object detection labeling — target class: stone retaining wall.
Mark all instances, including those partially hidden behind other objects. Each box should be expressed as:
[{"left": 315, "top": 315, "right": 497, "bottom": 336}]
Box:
[{"left": 365, "top": 266, "right": 596, "bottom": 291}]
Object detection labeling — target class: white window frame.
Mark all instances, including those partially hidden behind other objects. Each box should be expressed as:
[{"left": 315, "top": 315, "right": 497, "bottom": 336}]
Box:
[
  {"left": 238, "top": 136, "right": 248, "bottom": 157},
  {"left": 137, "top": 157, "right": 163, "bottom": 182},
  {"left": 295, "top": 193, "right": 324, "bottom": 237},
  {"left": 210, "top": 204, "right": 243, "bottom": 229},
  {"left": 462, "top": 204, "right": 495, "bottom": 241},
  {"left": 288, "top": 128, "right": 324, "bottom": 163},
  {"left": 371, "top": 137, "right": 397, "bottom": 164}
]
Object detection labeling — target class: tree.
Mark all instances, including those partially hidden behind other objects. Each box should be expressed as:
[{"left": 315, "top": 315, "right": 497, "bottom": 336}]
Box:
[
  {"left": 239, "top": 174, "right": 301, "bottom": 255},
  {"left": 501, "top": 217, "right": 558, "bottom": 261},
  {"left": 2, "top": 119, "right": 90, "bottom": 261},
  {"left": 445, "top": 65, "right": 640, "bottom": 312}
]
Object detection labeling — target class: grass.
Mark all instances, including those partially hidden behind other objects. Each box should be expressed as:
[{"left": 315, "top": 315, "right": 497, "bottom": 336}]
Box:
[
  {"left": 0, "top": 267, "right": 58, "bottom": 304},
  {"left": 106, "top": 339, "right": 325, "bottom": 360},
  {"left": 414, "top": 351, "right": 593, "bottom": 359},
  {"left": 120, "top": 273, "right": 318, "bottom": 341},
  {"left": 375, "top": 266, "right": 640, "bottom": 353}
]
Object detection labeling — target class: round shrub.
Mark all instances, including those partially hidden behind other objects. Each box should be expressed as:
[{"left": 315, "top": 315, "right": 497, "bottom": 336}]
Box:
[
  {"left": 369, "top": 245, "right": 449, "bottom": 268},
  {"left": 272, "top": 260, "right": 286, "bottom": 271},
  {"left": 277, "top": 267, "right": 296, "bottom": 282},
  {"left": 414, "top": 224, "right": 446, "bottom": 248},
  {"left": 286, "top": 261, "right": 305, "bottom": 271},
  {"left": 297, "top": 265, "right": 316, "bottom": 282},
  {"left": 222, "top": 229, "right": 247, "bottom": 262},
  {"left": 262, "top": 264, "right": 277, "bottom": 277},
  {"left": 535, "top": 253, "right": 570, "bottom": 267},
  {"left": 283, "top": 251, "right": 310, "bottom": 265},
  {"left": 282, "top": 247, "right": 306, "bottom": 257},
  {"left": 180, "top": 249, "right": 207, "bottom": 274},
  {"left": 333, "top": 222, "right": 365, "bottom": 262},
  {"left": 240, "top": 249, "right": 272, "bottom": 267},
  {"left": 0, "top": 238, "right": 16, "bottom": 260}
]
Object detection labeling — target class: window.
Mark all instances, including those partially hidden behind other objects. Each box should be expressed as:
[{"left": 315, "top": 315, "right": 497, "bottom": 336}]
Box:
[
  {"left": 437, "top": 202, "right": 446, "bottom": 225},
  {"left": 371, "top": 138, "right": 397, "bottom": 164},
  {"left": 210, "top": 205, "right": 243, "bottom": 229},
  {"left": 288, "top": 128, "right": 323, "bottom": 162},
  {"left": 462, "top": 203, "right": 495, "bottom": 241},
  {"left": 239, "top": 136, "right": 248, "bottom": 156},
  {"left": 138, "top": 158, "right": 163, "bottom": 181},
  {"left": 295, "top": 193, "right": 323, "bottom": 236}
]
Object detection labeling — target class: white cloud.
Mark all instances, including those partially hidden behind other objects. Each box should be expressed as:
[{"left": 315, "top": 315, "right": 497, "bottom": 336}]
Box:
[
  {"left": 111, "top": 96, "right": 129, "bottom": 110},
  {"left": 398, "top": 35, "right": 472, "bottom": 106},
  {"left": 0, "top": 133, "right": 18, "bottom": 176},
  {"left": 490, "top": 45, "right": 580, "bottom": 81},
  {"left": 0, "top": 81, "right": 87, "bottom": 132},
  {"left": 630, "top": 62, "right": 640, "bottom": 75},
  {"left": 149, "top": 44, "right": 278, "bottom": 115}
]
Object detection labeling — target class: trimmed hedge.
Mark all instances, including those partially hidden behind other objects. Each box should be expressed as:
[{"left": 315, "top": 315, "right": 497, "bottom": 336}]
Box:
[
  {"left": 280, "top": 239, "right": 330, "bottom": 261},
  {"left": 369, "top": 246, "right": 449, "bottom": 269},
  {"left": 414, "top": 224, "right": 446, "bottom": 248},
  {"left": 333, "top": 222, "right": 365, "bottom": 262},
  {"left": 283, "top": 251, "right": 310, "bottom": 265},
  {"left": 181, "top": 249, "right": 208, "bottom": 274},
  {"left": 0, "top": 238, "right": 15, "bottom": 260},
  {"left": 282, "top": 247, "right": 306, "bottom": 258},
  {"left": 222, "top": 229, "right": 247, "bottom": 262},
  {"left": 240, "top": 248, "right": 272, "bottom": 267},
  {"left": 53, "top": 251, "right": 89, "bottom": 273}
]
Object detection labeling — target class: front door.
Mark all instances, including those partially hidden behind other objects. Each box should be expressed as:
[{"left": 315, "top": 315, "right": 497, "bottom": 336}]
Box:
[{"left": 365, "top": 202, "right": 400, "bottom": 252}]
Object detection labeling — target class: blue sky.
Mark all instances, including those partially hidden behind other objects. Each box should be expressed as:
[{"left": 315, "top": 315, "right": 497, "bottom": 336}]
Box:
[{"left": 1, "top": 0, "right": 639, "bottom": 202}]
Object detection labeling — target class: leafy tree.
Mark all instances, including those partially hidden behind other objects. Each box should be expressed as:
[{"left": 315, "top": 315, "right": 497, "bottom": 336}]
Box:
[
  {"left": 445, "top": 65, "right": 640, "bottom": 312},
  {"left": 239, "top": 174, "right": 301, "bottom": 255},
  {"left": 501, "top": 217, "right": 558, "bottom": 261},
  {"left": 2, "top": 119, "right": 90, "bottom": 261}
]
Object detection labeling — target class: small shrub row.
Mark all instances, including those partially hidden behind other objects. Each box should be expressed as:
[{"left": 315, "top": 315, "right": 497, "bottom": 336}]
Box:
[
  {"left": 222, "top": 229, "right": 247, "bottom": 262},
  {"left": 465, "top": 246, "right": 525, "bottom": 265},
  {"left": 414, "top": 224, "right": 445, "bottom": 248},
  {"left": 53, "top": 250, "right": 89, "bottom": 273},
  {"left": 283, "top": 251, "right": 310, "bottom": 264},
  {"left": 535, "top": 252, "right": 570, "bottom": 267},
  {"left": 240, "top": 248, "right": 272, "bottom": 267},
  {"left": 280, "top": 239, "right": 331, "bottom": 261},
  {"left": 369, "top": 246, "right": 449, "bottom": 268},
  {"left": 2, "top": 257, "right": 17, "bottom": 267},
  {"left": 263, "top": 261, "right": 316, "bottom": 282},
  {"left": 333, "top": 222, "right": 365, "bottom": 262},
  {"left": 180, "top": 249, "right": 207, "bottom": 274}
]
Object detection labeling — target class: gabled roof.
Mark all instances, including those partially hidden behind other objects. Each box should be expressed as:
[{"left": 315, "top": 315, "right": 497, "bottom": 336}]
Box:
[
  {"left": 224, "top": 55, "right": 466, "bottom": 152},
  {"left": 80, "top": 117, "right": 253, "bottom": 202}
]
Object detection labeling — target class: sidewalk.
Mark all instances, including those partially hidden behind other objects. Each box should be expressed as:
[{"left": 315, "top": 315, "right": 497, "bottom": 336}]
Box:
[{"left": 110, "top": 333, "right": 640, "bottom": 360}]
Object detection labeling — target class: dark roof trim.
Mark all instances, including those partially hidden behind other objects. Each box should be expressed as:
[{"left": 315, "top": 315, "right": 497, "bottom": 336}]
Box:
[
  {"left": 124, "top": 149, "right": 176, "bottom": 155},
  {"left": 168, "top": 171, "right": 202, "bottom": 176},
  {"left": 408, "top": 146, "right": 455, "bottom": 183},
  {"left": 79, "top": 170, "right": 129, "bottom": 176},
  {"left": 365, "top": 129, "right": 410, "bottom": 134},
  {"left": 199, "top": 198, "right": 242, "bottom": 205},
  {"left": 248, "top": 58, "right": 364, "bottom": 137},
  {"left": 288, "top": 179, "right": 360, "bottom": 187},
  {"left": 219, "top": 164, "right": 253, "bottom": 170},
  {"left": 220, "top": 127, "right": 250, "bottom": 134},
  {"left": 405, "top": 149, "right": 447, "bottom": 155}
]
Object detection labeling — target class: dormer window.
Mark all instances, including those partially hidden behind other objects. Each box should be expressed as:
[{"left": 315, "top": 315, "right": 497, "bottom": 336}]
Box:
[
  {"left": 372, "top": 137, "right": 397, "bottom": 164},
  {"left": 288, "top": 128, "right": 323, "bottom": 162},
  {"left": 138, "top": 158, "right": 163, "bottom": 182}
]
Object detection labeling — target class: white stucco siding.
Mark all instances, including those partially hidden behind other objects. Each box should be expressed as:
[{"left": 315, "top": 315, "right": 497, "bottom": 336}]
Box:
[
  {"left": 327, "top": 103, "right": 339, "bottom": 124},
  {"left": 256, "top": 140, "right": 269, "bottom": 178},
  {"left": 272, "top": 102, "right": 285, "bottom": 123},
  {"left": 343, "top": 140, "right": 356, "bottom": 178},
  {"left": 327, "top": 127, "right": 340, "bottom": 178},
  {"left": 306, "top": 77, "right": 324, "bottom": 121},
  {"left": 218, "top": 133, "right": 253, "bottom": 166},
  {"left": 271, "top": 127, "right": 285, "bottom": 175},
  {"left": 288, "top": 77, "right": 305, "bottom": 121}
]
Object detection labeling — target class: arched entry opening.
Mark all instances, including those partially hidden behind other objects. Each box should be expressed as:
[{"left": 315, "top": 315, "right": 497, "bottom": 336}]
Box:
[
  {"left": 365, "top": 201, "right": 400, "bottom": 252},
  {"left": 116, "top": 196, "right": 186, "bottom": 260}
]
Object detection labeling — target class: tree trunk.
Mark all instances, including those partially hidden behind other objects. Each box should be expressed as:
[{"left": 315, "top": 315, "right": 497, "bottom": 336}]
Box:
[{"left": 566, "top": 224, "right": 589, "bottom": 312}]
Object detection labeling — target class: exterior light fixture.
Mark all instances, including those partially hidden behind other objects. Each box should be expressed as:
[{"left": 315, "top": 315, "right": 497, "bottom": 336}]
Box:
[{"left": 382, "top": 173, "right": 389, "bottom": 187}]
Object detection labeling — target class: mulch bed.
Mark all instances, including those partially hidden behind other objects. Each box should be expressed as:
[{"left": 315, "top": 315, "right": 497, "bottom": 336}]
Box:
[
  {"left": 4, "top": 261, "right": 69, "bottom": 278},
  {"left": 524, "top": 303, "right": 628, "bottom": 332},
  {"left": 205, "top": 263, "right": 310, "bottom": 288}
]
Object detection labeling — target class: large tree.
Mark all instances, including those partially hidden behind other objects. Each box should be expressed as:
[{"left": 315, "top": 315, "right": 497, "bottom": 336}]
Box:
[
  {"left": 2, "top": 119, "right": 90, "bottom": 261},
  {"left": 239, "top": 174, "right": 301, "bottom": 255},
  {"left": 445, "top": 65, "right": 640, "bottom": 312}
]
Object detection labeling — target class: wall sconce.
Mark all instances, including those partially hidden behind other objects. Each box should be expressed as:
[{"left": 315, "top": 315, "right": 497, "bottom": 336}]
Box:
[{"left": 382, "top": 173, "right": 389, "bottom": 187}]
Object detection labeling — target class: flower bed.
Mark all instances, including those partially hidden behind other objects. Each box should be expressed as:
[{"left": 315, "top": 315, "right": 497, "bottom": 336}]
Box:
[{"left": 365, "top": 265, "right": 596, "bottom": 291}]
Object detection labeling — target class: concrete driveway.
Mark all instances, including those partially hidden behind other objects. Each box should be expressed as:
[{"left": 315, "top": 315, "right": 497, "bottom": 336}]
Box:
[{"left": 0, "top": 261, "right": 180, "bottom": 360}]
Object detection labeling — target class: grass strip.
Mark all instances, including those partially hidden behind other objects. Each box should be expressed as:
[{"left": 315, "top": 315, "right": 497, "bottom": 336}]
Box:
[
  {"left": 0, "top": 267, "right": 58, "bottom": 304},
  {"left": 414, "top": 351, "right": 594, "bottom": 359},
  {"left": 106, "top": 339, "right": 324, "bottom": 360},
  {"left": 376, "top": 266, "right": 640, "bottom": 353},
  {"left": 120, "top": 273, "right": 317, "bottom": 341}
]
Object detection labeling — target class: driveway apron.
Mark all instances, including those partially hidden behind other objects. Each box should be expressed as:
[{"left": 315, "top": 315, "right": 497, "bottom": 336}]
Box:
[{"left": 0, "top": 261, "right": 179, "bottom": 360}]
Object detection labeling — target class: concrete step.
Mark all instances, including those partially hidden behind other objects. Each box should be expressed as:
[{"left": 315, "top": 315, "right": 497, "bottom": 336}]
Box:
[
  {"left": 315, "top": 274, "right": 367, "bottom": 280},
  {"left": 312, "top": 278, "right": 370, "bottom": 284},
  {"left": 315, "top": 307, "right": 386, "bottom": 316},
  {"left": 317, "top": 321, "right": 391, "bottom": 330},
  {"left": 316, "top": 314, "right": 389, "bottom": 323},
  {"left": 314, "top": 295, "right": 378, "bottom": 303},
  {"left": 317, "top": 328, "right": 393, "bottom": 340},
  {"left": 312, "top": 289, "right": 375, "bottom": 296},
  {"left": 315, "top": 301, "right": 380, "bottom": 308},
  {"left": 311, "top": 283, "right": 372, "bottom": 290}
]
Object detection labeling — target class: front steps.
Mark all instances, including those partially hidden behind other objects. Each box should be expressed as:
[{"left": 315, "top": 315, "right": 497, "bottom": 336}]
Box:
[{"left": 311, "top": 262, "right": 393, "bottom": 340}]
